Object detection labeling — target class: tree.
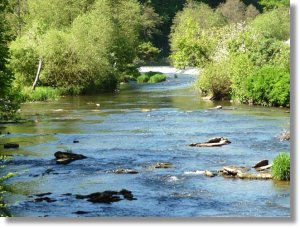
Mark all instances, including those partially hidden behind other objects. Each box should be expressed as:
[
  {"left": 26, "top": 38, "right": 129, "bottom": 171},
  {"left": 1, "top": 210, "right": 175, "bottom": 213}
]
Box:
[
  {"left": 218, "top": 0, "right": 247, "bottom": 23},
  {"left": 251, "top": 7, "right": 290, "bottom": 41},
  {"left": 259, "top": 0, "right": 289, "bottom": 10},
  {"left": 0, "top": 1, "right": 20, "bottom": 120},
  {"left": 170, "top": 2, "right": 226, "bottom": 68},
  {"left": 245, "top": 4, "right": 260, "bottom": 20}
]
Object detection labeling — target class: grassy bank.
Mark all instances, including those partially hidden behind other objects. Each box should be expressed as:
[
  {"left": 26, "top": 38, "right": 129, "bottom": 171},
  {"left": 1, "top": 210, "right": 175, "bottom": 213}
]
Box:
[{"left": 19, "top": 87, "right": 62, "bottom": 102}]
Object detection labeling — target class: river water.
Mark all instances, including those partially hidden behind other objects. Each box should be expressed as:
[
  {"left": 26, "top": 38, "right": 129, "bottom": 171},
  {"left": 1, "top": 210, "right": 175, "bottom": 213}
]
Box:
[{"left": 1, "top": 67, "right": 290, "bottom": 217}]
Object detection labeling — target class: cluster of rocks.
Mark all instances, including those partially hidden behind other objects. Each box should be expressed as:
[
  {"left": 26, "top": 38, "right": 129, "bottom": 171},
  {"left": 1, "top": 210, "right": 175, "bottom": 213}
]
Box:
[{"left": 219, "top": 160, "right": 273, "bottom": 180}]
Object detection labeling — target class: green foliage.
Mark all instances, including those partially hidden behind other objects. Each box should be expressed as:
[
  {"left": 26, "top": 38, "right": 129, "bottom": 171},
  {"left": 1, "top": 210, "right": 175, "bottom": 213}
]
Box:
[
  {"left": 251, "top": 7, "right": 289, "bottom": 41},
  {"left": 136, "top": 41, "right": 161, "bottom": 65},
  {"left": 137, "top": 72, "right": 166, "bottom": 83},
  {"left": 170, "top": 2, "right": 226, "bottom": 68},
  {"left": 1, "top": 4, "right": 20, "bottom": 121},
  {"left": 246, "top": 66, "right": 290, "bottom": 107},
  {"left": 272, "top": 152, "right": 290, "bottom": 181},
  {"left": 9, "top": 0, "right": 147, "bottom": 94},
  {"left": 259, "top": 0, "right": 289, "bottom": 10},
  {"left": 19, "top": 86, "right": 61, "bottom": 102},
  {"left": 137, "top": 74, "right": 150, "bottom": 83},
  {"left": 196, "top": 60, "right": 232, "bottom": 99},
  {"left": 148, "top": 73, "right": 167, "bottom": 83}
]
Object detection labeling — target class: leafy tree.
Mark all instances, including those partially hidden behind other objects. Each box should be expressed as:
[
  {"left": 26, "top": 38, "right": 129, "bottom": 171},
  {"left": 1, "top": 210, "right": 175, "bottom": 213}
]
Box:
[
  {"left": 0, "top": 1, "right": 20, "bottom": 120},
  {"left": 250, "top": 7, "right": 290, "bottom": 40},
  {"left": 170, "top": 2, "right": 226, "bottom": 68},
  {"left": 245, "top": 4, "right": 260, "bottom": 20},
  {"left": 259, "top": 0, "right": 290, "bottom": 10},
  {"left": 218, "top": 0, "right": 247, "bottom": 23}
]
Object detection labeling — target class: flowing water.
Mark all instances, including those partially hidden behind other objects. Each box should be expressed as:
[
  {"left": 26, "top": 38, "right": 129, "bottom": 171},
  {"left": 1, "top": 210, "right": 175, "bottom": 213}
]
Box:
[{"left": 0, "top": 67, "right": 290, "bottom": 217}]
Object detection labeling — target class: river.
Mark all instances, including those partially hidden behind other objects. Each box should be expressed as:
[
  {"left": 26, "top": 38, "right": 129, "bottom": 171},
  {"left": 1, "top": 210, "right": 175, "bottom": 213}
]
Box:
[{"left": 1, "top": 67, "right": 290, "bottom": 217}]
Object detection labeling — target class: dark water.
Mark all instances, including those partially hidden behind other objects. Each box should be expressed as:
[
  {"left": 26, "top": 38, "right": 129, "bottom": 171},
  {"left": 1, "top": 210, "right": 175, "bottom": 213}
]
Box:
[{"left": 0, "top": 69, "right": 290, "bottom": 217}]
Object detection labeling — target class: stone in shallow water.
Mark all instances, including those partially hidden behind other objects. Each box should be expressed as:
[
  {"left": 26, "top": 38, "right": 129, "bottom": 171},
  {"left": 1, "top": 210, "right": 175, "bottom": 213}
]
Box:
[
  {"left": 76, "top": 189, "right": 136, "bottom": 204},
  {"left": 153, "top": 162, "right": 173, "bottom": 169},
  {"left": 252, "top": 160, "right": 269, "bottom": 168},
  {"left": 112, "top": 168, "right": 139, "bottom": 174},
  {"left": 54, "top": 151, "right": 87, "bottom": 165},
  {"left": 189, "top": 137, "right": 231, "bottom": 147},
  {"left": 34, "top": 197, "right": 56, "bottom": 203},
  {"left": 4, "top": 143, "right": 19, "bottom": 149}
]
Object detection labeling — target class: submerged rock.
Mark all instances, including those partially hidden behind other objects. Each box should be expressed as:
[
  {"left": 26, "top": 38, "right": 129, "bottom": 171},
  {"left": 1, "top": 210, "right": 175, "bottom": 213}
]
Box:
[
  {"left": 34, "top": 197, "right": 56, "bottom": 203},
  {"left": 204, "top": 170, "right": 216, "bottom": 177},
  {"left": 54, "top": 151, "right": 87, "bottom": 165},
  {"left": 76, "top": 189, "right": 136, "bottom": 204},
  {"left": 4, "top": 143, "right": 19, "bottom": 149},
  {"left": 112, "top": 168, "right": 139, "bottom": 174},
  {"left": 35, "top": 192, "right": 52, "bottom": 197},
  {"left": 252, "top": 160, "right": 269, "bottom": 168},
  {"left": 152, "top": 162, "right": 173, "bottom": 169},
  {"left": 189, "top": 137, "right": 231, "bottom": 147},
  {"left": 208, "top": 105, "right": 222, "bottom": 110},
  {"left": 237, "top": 172, "right": 272, "bottom": 180}
]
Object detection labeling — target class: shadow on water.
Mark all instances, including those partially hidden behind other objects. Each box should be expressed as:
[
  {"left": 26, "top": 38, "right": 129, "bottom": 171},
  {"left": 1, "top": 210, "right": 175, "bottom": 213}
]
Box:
[{"left": 0, "top": 70, "right": 290, "bottom": 217}]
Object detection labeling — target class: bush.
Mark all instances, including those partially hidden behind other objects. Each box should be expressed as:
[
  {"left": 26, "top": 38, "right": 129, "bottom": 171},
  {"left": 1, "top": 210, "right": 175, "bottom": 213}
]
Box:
[
  {"left": 196, "top": 60, "right": 232, "bottom": 99},
  {"left": 137, "top": 72, "right": 167, "bottom": 84},
  {"left": 148, "top": 73, "right": 167, "bottom": 83},
  {"left": 246, "top": 66, "right": 290, "bottom": 107},
  {"left": 19, "top": 87, "right": 61, "bottom": 102},
  {"left": 272, "top": 153, "right": 290, "bottom": 181},
  {"left": 137, "top": 75, "right": 150, "bottom": 83}
]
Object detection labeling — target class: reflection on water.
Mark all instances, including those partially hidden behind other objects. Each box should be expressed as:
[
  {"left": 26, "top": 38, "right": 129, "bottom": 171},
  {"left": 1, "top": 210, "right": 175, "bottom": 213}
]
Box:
[{"left": 0, "top": 69, "right": 290, "bottom": 217}]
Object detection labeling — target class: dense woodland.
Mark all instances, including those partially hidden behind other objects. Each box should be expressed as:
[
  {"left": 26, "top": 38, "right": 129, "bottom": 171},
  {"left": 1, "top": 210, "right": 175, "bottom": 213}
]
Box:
[{"left": 0, "top": 0, "right": 290, "bottom": 121}]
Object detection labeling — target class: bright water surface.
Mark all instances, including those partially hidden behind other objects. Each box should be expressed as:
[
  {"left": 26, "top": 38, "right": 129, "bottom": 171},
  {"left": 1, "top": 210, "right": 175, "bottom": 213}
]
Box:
[{"left": 1, "top": 67, "right": 290, "bottom": 217}]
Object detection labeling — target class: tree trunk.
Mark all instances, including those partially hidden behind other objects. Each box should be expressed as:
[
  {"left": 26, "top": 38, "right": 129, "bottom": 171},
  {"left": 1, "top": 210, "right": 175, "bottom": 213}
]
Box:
[{"left": 32, "top": 59, "right": 42, "bottom": 91}]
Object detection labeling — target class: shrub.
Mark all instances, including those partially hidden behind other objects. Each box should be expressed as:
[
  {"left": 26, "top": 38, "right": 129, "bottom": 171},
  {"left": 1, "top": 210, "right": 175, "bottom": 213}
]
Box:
[
  {"left": 137, "top": 75, "right": 150, "bottom": 83},
  {"left": 196, "top": 60, "right": 232, "bottom": 100},
  {"left": 272, "top": 153, "right": 290, "bottom": 181},
  {"left": 246, "top": 66, "right": 290, "bottom": 107},
  {"left": 148, "top": 73, "right": 167, "bottom": 83}
]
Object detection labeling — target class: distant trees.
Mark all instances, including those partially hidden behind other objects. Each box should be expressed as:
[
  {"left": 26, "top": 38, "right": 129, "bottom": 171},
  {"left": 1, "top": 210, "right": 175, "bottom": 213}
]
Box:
[
  {"left": 170, "top": 0, "right": 290, "bottom": 107},
  {"left": 8, "top": 0, "right": 163, "bottom": 94}
]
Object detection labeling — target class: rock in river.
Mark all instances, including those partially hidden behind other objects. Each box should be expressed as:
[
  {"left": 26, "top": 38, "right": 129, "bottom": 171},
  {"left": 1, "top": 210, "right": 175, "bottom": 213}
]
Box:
[
  {"left": 252, "top": 160, "right": 269, "bottom": 168},
  {"left": 54, "top": 151, "right": 87, "bottom": 165},
  {"left": 112, "top": 168, "right": 139, "bottom": 174},
  {"left": 189, "top": 137, "right": 231, "bottom": 147},
  {"left": 151, "top": 162, "right": 173, "bottom": 169},
  {"left": 4, "top": 143, "right": 19, "bottom": 149},
  {"left": 76, "top": 189, "right": 136, "bottom": 204}
]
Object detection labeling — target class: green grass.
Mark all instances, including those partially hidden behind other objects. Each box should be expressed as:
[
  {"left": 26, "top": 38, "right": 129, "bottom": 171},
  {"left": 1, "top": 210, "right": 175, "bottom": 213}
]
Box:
[
  {"left": 19, "top": 87, "right": 62, "bottom": 102},
  {"left": 272, "top": 152, "right": 290, "bottom": 181}
]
